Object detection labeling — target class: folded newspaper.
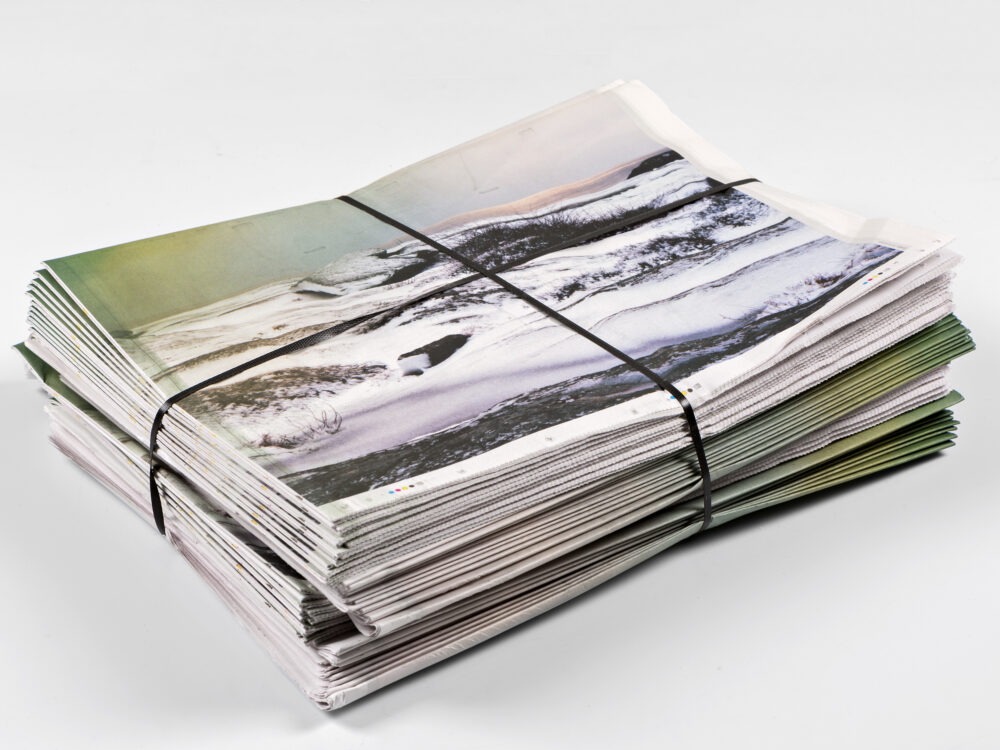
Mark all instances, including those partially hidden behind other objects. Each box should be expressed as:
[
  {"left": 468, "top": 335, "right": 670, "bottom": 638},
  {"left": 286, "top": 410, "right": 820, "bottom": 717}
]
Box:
[{"left": 17, "top": 80, "right": 973, "bottom": 709}]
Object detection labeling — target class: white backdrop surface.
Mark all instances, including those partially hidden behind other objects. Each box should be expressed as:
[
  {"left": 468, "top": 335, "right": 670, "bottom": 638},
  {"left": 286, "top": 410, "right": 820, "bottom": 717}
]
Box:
[{"left": 0, "top": 2, "right": 997, "bottom": 748}]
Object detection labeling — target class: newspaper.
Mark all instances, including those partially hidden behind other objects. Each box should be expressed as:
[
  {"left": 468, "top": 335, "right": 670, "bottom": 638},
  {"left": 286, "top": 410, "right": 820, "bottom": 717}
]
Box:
[{"left": 20, "top": 81, "right": 971, "bottom": 658}]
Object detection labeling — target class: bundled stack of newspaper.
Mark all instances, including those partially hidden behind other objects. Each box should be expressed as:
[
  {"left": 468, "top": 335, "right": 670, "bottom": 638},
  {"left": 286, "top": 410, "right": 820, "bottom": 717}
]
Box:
[{"left": 17, "top": 81, "right": 973, "bottom": 709}]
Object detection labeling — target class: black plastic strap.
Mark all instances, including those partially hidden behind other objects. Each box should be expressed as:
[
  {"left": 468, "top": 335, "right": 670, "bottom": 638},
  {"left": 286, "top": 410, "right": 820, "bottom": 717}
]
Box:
[{"left": 148, "top": 177, "right": 758, "bottom": 536}]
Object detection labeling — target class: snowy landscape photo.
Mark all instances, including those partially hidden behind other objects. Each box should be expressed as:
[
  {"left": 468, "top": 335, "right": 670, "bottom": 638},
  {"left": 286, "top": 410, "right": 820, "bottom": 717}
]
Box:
[{"left": 124, "top": 150, "right": 900, "bottom": 506}]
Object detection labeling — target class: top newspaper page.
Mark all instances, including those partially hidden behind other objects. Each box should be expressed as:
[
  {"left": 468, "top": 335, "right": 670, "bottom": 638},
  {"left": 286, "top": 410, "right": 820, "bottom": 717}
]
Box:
[{"left": 42, "top": 80, "right": 952, "bottom": 520}]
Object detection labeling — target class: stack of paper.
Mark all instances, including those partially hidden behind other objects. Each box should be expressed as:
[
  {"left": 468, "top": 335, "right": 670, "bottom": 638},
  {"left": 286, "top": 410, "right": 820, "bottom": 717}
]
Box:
[{"left": 17, "top": 81, "right": 973, "bottom": 709}]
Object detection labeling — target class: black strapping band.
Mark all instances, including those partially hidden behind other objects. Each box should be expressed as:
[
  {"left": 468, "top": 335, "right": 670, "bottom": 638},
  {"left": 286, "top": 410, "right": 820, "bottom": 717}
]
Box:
[{"left": 148, "top": 177, "right": 758, "bottom": 536}]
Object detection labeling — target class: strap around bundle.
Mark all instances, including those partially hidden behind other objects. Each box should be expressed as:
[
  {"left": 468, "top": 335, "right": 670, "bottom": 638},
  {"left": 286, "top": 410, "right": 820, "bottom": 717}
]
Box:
[{"left": 148, "top": 177, "right": 759, "bottom": 536}]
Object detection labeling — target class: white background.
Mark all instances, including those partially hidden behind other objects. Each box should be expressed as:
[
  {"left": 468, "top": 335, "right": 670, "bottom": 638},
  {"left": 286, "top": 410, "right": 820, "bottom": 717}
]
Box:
[{"left": 1, "top": 1, "right": 997, "bottom": 747}]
